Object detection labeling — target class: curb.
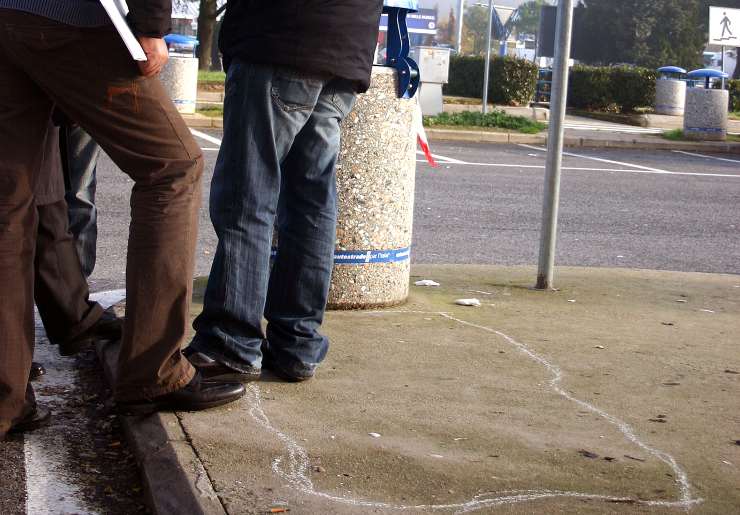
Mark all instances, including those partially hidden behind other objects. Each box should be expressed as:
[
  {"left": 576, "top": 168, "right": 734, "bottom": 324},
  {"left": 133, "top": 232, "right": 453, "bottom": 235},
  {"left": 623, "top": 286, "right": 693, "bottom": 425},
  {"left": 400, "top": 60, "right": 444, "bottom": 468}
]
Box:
[
  {"left": 423, "top": 128, "right": 740, "bottom": 154},
  {"left": 96, "top": 341, "right": 226, "bottom": 515},
  {"left": 181, "top": 116, "right": 740, "bottom": 154}
]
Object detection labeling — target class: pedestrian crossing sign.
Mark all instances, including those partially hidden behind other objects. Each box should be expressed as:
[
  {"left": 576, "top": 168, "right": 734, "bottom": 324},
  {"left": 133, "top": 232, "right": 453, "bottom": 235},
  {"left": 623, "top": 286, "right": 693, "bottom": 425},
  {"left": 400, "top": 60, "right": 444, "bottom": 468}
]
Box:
[{"left": 709, "top": 6, "right": 739, "bottom": 45}]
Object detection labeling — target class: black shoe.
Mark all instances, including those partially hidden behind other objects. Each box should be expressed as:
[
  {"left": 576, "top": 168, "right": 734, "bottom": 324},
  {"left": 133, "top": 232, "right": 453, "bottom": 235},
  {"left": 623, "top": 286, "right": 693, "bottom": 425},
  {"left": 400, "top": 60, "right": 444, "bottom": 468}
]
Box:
[
  {"left": 59, "top": 307, "right": 124, "bottom": 356},
  {"left": 185, "top": 351, "right": 261, "bottom": 384},
  {"left": 8, "top": 405, "right": 51, "bottom": 434},
  {"left": 262, "top": 348, "right": 316, "bottom": 383},
  {"left": 117, "top": 372, "right": 246, "bottom": 415},
  {"left": 29, "top": 362, "right": 46, "bottom": 381}
]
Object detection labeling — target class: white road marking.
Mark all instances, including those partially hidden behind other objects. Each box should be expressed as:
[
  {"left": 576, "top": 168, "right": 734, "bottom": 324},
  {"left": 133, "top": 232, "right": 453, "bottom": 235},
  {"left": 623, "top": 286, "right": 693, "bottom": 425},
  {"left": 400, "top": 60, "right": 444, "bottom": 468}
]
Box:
[
  {"left": 672, "top": 150, "right": 740, "bottom": 164},
  {"left": 562, "top": 122, "right": 664, "bottom": 135},
  {"left": 416, "top": 150, "right": 466, "bottom": 164},
  {"left": 190, "top": 129, "right": 223, "bottom": 147},
  {"left": 519, "top": 144, "right": 740, "bottom": 178},
  {"left": 246, "top": 310, "right": 702, "bottom": 511}
]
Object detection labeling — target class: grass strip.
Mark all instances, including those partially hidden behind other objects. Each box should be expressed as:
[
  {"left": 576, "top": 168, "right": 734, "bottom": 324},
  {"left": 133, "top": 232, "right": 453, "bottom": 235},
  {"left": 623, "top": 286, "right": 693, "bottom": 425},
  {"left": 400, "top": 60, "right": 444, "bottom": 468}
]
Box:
[{"left": 424, "top": 110, "right": 546, "bottom": 134}]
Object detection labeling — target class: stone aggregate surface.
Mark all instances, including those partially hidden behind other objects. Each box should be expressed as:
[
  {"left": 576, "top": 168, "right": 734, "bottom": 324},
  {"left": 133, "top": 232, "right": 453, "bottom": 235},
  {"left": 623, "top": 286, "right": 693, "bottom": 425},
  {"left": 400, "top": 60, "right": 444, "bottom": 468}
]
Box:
[{"left": 330, "top": 67, "right": 417, "bottom": 308}]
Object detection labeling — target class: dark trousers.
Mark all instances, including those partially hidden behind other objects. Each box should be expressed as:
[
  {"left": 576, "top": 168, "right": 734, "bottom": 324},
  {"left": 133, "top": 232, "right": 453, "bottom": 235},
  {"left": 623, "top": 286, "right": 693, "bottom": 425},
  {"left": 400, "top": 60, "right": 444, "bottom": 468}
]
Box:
[
  {"left": 0, "top": 11, "right": 203, "bottom": 436},
  {"left": 35, "top": 199, "right": 103, "bottom": 345}
]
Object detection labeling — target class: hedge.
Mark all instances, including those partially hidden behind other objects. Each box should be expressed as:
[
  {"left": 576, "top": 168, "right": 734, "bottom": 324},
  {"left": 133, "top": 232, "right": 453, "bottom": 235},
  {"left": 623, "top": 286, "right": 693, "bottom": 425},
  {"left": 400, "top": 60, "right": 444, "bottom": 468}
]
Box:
[
  {"left": 568, "top": 66, "right": 656, "bottom": 113},
  {"left": 444, "top": 56, "right": 539, "bottom": 106},
  {"left": 730, "top": 80, "right": 740, "bottom": 112}
]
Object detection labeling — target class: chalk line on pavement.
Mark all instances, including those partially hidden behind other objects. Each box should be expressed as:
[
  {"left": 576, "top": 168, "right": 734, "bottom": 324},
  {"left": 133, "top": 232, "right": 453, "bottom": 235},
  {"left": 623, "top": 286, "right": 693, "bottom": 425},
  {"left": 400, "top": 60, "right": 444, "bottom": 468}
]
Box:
[{"left": 246, "top": 310, "right": 703, "bottom": 512}]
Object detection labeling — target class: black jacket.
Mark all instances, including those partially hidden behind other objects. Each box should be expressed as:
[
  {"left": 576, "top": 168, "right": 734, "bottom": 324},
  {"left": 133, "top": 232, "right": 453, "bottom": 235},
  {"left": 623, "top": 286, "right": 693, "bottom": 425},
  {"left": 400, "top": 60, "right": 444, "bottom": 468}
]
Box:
[
  {"left": 218, "top": 1, "right": 383, "bottom": 92},
  {"left": 127, "top": 0, "right": 172, "bottom": 38}
]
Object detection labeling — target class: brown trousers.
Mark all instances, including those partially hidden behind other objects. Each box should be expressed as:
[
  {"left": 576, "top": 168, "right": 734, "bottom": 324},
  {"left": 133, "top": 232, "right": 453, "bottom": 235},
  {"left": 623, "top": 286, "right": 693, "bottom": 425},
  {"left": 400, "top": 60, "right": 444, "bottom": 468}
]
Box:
[{"left": 0, "top": 11, "right": 203, "bottom": 436}]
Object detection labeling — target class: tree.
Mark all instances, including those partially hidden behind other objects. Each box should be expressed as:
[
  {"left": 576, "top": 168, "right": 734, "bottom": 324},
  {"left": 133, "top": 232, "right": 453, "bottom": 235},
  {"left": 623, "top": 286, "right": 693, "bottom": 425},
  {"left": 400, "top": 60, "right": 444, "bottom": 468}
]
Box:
[
  {"left": 448, "top": 7, "right": 458, "bottom": 47},
  {"left": 514, "top": 0, "right": 548, "bottom": 36},
  {"left": 197, "top": 0, "right": 218, "bottom": 70},
  {"left": 574, "top": 0, "right": 738, "bottom": 70},
  {"left": 463, "top": 5, "right": 492, "bottom": 55}
]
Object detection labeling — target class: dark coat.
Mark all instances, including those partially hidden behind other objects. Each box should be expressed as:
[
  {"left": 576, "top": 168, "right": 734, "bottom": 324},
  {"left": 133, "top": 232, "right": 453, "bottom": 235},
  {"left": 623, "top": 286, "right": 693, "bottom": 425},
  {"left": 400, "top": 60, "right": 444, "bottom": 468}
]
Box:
[
  {"left": 127, "top": 0, "right": 173, "bottom": 38},
  {"left": 218, "top": 0, "right": 384, "bottom": 92}
]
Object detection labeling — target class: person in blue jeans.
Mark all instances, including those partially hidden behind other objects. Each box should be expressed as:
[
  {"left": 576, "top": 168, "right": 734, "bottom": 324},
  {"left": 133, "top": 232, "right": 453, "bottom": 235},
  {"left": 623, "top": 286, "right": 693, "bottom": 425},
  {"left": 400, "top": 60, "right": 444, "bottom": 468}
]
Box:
[
  {"left": 185, "top": 1, "right": 384, "bottom": 382},
  {"left": 59, "top": 124, "right": 100, "bottom": 278}
]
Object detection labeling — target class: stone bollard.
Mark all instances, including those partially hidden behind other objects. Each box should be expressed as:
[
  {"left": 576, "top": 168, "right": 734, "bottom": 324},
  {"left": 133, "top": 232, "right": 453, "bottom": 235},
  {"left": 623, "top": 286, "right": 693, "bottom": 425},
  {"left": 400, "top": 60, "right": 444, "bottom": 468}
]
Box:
[
  {"left": 327, "top": 66, "right": 417, "bottom": 309},
  {"left": 683, "top": 88, "right": 729, "bottom": 141},
  {"left": 159, "top": 56, "right": 199, "bottom": 114},
  {"left": 655, "top": 79, "right": 686, "bottom": 116}
]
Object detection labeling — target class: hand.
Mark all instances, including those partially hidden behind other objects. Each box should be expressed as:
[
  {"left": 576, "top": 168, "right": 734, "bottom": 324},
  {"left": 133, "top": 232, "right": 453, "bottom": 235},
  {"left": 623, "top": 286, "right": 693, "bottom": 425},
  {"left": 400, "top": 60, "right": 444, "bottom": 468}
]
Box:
[{"left": 137, "top": 37, "right": 169, "bottom": 77}]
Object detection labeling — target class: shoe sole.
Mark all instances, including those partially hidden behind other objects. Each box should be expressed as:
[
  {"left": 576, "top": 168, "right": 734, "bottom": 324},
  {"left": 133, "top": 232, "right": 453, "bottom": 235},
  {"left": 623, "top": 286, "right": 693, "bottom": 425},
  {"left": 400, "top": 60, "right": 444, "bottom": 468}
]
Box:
[{"left": 118, "top": 391, "right": 246, "bottom": 416}]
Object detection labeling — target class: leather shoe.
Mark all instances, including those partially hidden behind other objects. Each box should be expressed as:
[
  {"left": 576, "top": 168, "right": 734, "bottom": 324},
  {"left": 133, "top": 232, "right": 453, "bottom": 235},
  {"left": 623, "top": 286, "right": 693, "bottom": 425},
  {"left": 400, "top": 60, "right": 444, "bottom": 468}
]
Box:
[
  {"left": 29, "top": 362, "right": 46, "bottom": 381},
  {"left": 117, "top": 372, "right": 245, "bottom": 415},
  {"left": 185, "top": 351, "right": 261, "bottom": 383},
  {"left": 262, "top": 348, "right": 316, "bottom": 382},
  {"left": 59, "top": 307, "right": 124, "bottom": 356},
  {"left": 8, "top": 405, "right": 51, "bottom": 434}
]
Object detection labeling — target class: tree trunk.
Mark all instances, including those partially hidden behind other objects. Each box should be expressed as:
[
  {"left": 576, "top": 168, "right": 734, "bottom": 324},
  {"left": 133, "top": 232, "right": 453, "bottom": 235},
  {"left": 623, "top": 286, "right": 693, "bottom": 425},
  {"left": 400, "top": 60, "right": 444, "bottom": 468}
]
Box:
[
  {"left": 197, "top": 0, "right": 218, "bottom": 70},
  {"left": 734, "top": 48, "right": 740, "bottom": 80}
]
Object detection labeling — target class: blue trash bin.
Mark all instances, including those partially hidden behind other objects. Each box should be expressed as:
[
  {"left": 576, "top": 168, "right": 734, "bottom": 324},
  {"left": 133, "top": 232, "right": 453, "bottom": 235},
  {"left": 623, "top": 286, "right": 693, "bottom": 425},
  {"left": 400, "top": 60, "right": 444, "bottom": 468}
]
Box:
[{"left": 684, "top": 69, "right": 730, "bottom": 141}]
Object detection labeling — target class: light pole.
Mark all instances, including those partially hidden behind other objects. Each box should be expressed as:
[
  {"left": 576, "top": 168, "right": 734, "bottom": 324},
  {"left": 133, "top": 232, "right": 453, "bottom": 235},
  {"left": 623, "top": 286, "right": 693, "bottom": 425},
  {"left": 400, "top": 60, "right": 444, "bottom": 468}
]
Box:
[
  {"left": 536, "top": 0, "right": 575, "bottom": 290},
  {"left": 481, "top": 0, "right": 494, "bottom": 114},
  {"left": 456, "top": 0, "right": 465, "bottom": 54}
]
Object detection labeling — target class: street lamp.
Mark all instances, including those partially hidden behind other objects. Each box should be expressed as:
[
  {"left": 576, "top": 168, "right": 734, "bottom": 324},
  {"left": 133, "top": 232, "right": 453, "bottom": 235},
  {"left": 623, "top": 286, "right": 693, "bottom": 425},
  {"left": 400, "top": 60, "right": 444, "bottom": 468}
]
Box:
[
  {"left": 456, "top": 0, "right": 465, "bottom": 54},
  {"left": 474, "top": 1, "right": 495, "bottom": 115}
]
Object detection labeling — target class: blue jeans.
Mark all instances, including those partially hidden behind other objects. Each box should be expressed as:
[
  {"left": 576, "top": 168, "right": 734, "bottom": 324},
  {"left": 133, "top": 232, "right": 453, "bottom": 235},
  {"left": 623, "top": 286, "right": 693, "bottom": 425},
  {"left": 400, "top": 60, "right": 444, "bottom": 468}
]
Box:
[
  {"left": 61, "top": 124, "right": 100, "bottom": 278},
  {"left": 190, "top": 61, "right": 356, "bottom": 373}
]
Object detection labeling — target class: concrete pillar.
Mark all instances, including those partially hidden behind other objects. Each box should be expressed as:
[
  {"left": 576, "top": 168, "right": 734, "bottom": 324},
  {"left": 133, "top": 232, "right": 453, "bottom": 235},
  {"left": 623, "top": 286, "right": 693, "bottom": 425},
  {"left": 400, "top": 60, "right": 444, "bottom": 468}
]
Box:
[
  {"left": 328, "top": 66, "right": 418, "bottom": 309},
  {"left": 159, "top": 57, "right": 199, "bottom": 114},
  {"left": 655, "top": 79, "right": 686, "bottom": 116},
  {"left": 684, "top": 88, "right": 729, "bottom": 141}
]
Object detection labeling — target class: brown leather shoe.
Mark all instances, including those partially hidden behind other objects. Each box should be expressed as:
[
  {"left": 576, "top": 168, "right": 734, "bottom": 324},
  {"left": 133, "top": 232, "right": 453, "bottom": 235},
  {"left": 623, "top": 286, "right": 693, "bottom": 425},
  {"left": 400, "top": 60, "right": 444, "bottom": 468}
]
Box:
[{"left": 117, "top": 372, "right": 246, "bottom": 416}]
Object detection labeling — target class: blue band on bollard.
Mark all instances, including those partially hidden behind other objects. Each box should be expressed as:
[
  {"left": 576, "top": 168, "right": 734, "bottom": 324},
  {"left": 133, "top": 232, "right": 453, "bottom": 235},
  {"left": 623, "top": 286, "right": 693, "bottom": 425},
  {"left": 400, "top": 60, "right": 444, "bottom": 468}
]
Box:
[
  {"left": 271, "top": 247, "right": 411, "bottom": 265},
  {"left": 685, "top": 127, "right": 725, "bottom": 133}
]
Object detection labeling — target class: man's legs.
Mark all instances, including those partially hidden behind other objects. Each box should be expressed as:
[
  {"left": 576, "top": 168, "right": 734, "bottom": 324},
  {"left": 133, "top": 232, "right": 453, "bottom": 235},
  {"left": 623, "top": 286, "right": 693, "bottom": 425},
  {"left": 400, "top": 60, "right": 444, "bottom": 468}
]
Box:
[
  {"left": 0, "top": 24, "right": 53, "bottom": 437},
  {"left": 263, "top": 79, "right": 357, "bottom": 379},
  {"left": 0, "top": 12, "right": 201, "bottom": 402},
  {"left": 34, "top": 199, "right": 111, "bottom": 347},
  {"left": 60, "top": 125, "right": 100, "bottom": 277},
  {"left": 189, "top": 62, "right": 325, "bottom": 372}
]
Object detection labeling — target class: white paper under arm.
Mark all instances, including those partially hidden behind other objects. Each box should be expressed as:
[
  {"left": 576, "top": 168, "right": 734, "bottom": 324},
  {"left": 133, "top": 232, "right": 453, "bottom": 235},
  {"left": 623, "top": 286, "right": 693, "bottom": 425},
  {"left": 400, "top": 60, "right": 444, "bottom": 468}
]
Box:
[{"left": 99, "top": 0, "right": 147, "bottom": 61}]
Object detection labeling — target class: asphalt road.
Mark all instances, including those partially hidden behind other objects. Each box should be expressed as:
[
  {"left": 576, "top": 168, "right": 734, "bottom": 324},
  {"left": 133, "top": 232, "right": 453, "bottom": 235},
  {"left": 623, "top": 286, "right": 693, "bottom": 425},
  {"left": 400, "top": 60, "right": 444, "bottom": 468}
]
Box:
[{"left": 85, "top": 134, "right": 740, "bottom": 293}]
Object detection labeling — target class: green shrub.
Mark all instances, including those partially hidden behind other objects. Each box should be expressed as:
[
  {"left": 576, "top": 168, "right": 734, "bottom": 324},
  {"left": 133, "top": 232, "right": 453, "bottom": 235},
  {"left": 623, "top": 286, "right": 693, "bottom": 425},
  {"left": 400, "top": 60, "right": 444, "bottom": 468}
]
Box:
[
  {"left": 567, "top": 65, "right": 656, "bottom": 113},
  {"left": 444, "top": 56, "right": 539, "bottom": 106},
  {"left": 730, "top": 80, "right": 740, "bottom": 112}
]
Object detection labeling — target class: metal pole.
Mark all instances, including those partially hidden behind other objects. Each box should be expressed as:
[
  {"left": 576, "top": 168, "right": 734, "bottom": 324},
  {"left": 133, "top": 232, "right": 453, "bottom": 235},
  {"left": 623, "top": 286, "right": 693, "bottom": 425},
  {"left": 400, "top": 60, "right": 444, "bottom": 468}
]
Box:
[
  {"left": 456, "top": 0, "right": 465, "bottom": 54},
  {"left": 535, "top": 0, "right": 574, "bottom": 290},
  {"left": 482, "top": 0, "right": 494, "bottom": 114}
]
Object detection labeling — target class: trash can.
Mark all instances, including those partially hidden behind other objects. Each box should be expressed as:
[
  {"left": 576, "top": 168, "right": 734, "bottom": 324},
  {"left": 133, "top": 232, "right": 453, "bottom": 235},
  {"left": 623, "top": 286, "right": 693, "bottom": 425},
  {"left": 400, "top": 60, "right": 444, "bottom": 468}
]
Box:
[
  {"left": 684, "top": 69, "right": 730, "bottom": 142},
  {"left": 655, "top": 66, "right": 686, "bottom": 116},
  {"left": 327, "top": 66, "right": 418, "bottom": 309},
  {"left": 160, "top": 35, "right": 199, "bottom": 114}
]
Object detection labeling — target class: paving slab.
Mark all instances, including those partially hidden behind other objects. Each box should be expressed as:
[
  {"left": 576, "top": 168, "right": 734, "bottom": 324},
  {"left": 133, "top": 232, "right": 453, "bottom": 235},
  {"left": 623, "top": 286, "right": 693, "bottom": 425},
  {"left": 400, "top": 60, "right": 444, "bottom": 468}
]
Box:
[{"left": 172, "top": 265, "right": 739, "bottom": 514}]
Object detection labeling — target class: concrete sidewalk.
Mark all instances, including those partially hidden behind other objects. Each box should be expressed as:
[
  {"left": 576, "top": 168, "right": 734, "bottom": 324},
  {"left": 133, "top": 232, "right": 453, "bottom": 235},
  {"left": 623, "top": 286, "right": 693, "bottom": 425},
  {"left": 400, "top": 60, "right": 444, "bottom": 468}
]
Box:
[{"left": 102, "top": 265, "right": 740, "bottom": 514}]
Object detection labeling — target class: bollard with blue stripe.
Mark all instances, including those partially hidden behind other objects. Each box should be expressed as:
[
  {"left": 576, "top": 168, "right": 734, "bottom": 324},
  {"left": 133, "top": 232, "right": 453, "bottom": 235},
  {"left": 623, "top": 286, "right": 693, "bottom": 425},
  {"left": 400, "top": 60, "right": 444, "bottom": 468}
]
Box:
[{"left": 382, "top": 0, "right": 421, "bottom": 99}]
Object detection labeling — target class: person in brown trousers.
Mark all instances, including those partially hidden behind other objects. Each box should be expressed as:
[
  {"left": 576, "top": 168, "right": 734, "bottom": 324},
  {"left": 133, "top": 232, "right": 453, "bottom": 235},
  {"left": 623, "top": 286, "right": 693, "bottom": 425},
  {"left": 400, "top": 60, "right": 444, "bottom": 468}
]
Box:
[{"left": 0, "top": 1, "right": 245, "bottom": 440}]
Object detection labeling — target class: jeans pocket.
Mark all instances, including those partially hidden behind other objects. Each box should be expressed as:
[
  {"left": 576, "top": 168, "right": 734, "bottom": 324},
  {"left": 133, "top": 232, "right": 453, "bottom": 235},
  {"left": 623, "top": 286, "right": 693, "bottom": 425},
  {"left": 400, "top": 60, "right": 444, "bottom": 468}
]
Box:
[
  {"left": 328, "top": 80, "right": 358, "bottom": 119},
  {"left": 270, "top": 72, "right": 322, "bottom": 113}
]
